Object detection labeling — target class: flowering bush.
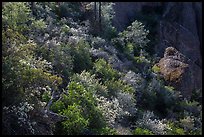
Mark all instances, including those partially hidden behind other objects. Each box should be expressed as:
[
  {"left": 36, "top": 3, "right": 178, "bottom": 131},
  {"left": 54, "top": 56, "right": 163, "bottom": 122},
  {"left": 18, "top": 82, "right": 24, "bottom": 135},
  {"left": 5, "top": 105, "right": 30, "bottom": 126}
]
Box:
[
  {"left": 2, "top": 102, "right": 35, "bottom": 135},
  {"left": 136, "top": 111, "right": 171, "bottom": 135},
  {"left": 71, "top": 71, "right": 108, "bottom": 96},
  {"left": 96, "top": 96, "right": 122, "bottom": 127}
]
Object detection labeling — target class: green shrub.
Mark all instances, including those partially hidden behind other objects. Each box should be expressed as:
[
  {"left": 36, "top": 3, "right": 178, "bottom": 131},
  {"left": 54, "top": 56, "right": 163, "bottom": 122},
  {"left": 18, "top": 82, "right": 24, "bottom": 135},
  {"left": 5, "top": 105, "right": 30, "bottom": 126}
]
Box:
[
  {"left": 41, "top": 91, "right": 51, "bottom": 103},
  {"left": 50, "top": 100, "right": 65, "bottom": 113},
  {"left": 2, "top": 2, "right": 32, "bottom": 33},
  {"left": 104, "top": 79, "right": 135, "bottom": 97},
  {"left": 95, "top": 127, "right": 117, "bottom": 135},
  {"left": 60, "top": 103, "right": 89, "bottom": 135},
  {"left": 167, "top": 122, "right": 185, "bottom": 135},
  {"left": 134, "top": 56, "right": 150, "bottom": 64},
  {"left": 70, "top": 40, "right": 93, "bottom": 73},
  {"left": 119, "top": 20, "right": 150, "bottom": 56},
  {"left": 71, "top": 71, "right": 108, "bottom": 97},
  {"left": 93, "top": 59, "right": 119, "bottom": 82},
  {"left": 133, "top": 127, "right": 154, "bottom": 135}
]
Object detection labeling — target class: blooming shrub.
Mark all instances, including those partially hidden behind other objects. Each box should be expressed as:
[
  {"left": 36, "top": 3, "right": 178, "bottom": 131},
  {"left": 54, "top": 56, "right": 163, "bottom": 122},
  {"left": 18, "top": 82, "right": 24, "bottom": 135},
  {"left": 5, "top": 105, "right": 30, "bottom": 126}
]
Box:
[
  {"left": 71, "top": 70, "right": 108, "bottom": 96},
  {"left": 96, "top": 96, "right": 122, "bottom": 127},
  {"left": 2, "top": 102, "right": 35, "bottom": 135},
  {"left": 136, "top": 111, "right": 171, "bottom": 135},
  {"left": 116, "top": 92, "right": 137, "bottom": 117}
]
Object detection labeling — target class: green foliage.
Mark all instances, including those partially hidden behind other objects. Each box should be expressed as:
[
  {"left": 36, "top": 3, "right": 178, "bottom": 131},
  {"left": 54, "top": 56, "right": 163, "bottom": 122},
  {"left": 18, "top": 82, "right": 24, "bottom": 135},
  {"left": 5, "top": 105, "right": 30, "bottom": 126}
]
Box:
[
  {"left": 125, "top": 42, "right": 134, "bottom": 55},
  {"left": 134, "top": 55, "right": 150, "bottom": 64},
  {"left": 119, "top": 20, "right": 150, "bottom": 56},
  {"left": 167, "top": 122, "right": 185, "bottom": 135},
  {"left": 104, "top": 79, "right": 135, "bottom": 97},
  {"left": 70, "top": 40, "right": 93, "bottom": 73},
  {"left": 95, "top": 127, "right": 117, "bottom": 135},
  {"left": 71, "top": 71, "right": 108, "bottom": 97},
  {"left": 51, "top": 81, "right": 106, "bottom": 133},
  {"left": 152, "top": 64, "right": 160, "bottom": 73},
  {"left": 60, "top": 103, "right": 89, "bottom": 135},
  {"left": 139, "top": 78, "right": 179, "bottom": 116},
  {"left": 50, "top": 101, "right": 66, "bottom": 113},
  {"left": 31, "top": 19, "right": 47, "bottom": 30},
  {"left": 61, "top": 24, "right": 70, "bottom": 33},
  {"left": 2, "top": 2, "right": 32, "bottom": 33},
  {"left": 93, "top": 59, "right": 120, "bottom": 82},
  {"left": 41, "top": 91, "right": 51, "bottom": 103},
  {"left": 2, "top": 2, "right": 202, "bottom": 135},
  {"left": 67, "top": 82, "right": 105, "bottom": 129},
  {"left": 133, "top": 127, "right": 154, "bottom": 135}
]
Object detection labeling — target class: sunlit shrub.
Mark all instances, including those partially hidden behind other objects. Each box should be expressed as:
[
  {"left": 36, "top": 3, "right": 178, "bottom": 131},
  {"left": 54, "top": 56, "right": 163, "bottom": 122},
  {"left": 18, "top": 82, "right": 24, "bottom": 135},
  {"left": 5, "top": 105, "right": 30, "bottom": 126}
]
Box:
[
  {"left": 104, "top": 79, "right": 135, "bottom": 97},
  {"left": 2, "top": 2, "right": 32, "bottom": 33},
  {"left": 136, "top": 111, "right": 171, "bottom": 135},
  {"left": 60, "top": 103, "right": 89, "bottom": 135},
  {"left": 71, "top": 70, "right": 108, "bottom": 96}
]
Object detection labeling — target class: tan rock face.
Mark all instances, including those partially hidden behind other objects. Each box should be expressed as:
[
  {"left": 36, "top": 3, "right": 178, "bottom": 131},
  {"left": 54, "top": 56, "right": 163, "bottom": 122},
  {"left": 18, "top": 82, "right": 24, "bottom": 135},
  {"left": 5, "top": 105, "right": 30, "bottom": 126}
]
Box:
[
  {"left": 156, "top": 47, "right": 199, "bottom": 98},
  {"left": 157, "top": 47, "right": 188, "bottom": 81}
]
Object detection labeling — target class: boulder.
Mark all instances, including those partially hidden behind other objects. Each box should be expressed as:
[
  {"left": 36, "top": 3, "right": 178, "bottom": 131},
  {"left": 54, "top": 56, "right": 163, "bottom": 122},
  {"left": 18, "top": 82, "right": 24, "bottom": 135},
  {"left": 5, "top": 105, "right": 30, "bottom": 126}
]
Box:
[{"left": 156, "top": 47, "right": 201, "bottom": 98}]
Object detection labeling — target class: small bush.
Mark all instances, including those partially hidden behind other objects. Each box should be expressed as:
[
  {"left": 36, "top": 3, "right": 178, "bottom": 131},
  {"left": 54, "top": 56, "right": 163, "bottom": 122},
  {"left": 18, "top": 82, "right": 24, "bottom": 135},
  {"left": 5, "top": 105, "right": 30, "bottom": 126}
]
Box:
[
  {"left": 70, "top": 40, "right": 93, "bottom": 73},
  {"left": 133, "top": 127, "right": 154, "bottom": 135},
  {"left": 104, "top": 79, "right": 135, "bottom": 97},
  {"left": 96, "top": 127, "right": 117, "bottom": 135},
  {"left": 166, "top": 122, "right": 185, "bottom": 135},
  {"left": 50, "top": 100, "right": 65, "bottom": 113},
  {"left": 60, "top": 103, "right": 89, "bottom": 135},
  {"left": 93, "top": 59, "right": 120, "bottom": 82}
]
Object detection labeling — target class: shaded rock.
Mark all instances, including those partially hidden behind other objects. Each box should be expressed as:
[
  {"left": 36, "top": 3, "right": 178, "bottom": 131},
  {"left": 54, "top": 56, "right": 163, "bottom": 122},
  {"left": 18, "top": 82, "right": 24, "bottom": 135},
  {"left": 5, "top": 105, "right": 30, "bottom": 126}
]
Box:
[{"left": 112, "top": 2, "right": 161, "bottom": 32}]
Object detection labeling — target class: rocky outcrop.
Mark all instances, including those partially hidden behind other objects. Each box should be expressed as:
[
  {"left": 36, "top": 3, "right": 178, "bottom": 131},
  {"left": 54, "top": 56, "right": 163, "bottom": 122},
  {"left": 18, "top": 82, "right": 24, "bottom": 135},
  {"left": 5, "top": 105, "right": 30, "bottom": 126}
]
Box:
[
  {"left": 156, "top": 47, "right": 201, "bottom": 98},
  {"left": 157, "top": 2, "right": 202, "bottom": 98}
]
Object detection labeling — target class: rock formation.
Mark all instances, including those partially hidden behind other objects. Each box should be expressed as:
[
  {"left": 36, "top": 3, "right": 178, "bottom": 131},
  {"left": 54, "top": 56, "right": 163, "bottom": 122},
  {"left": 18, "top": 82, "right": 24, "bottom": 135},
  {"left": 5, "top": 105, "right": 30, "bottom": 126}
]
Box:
[{"left": 155, "top": 47, "right": 201, "bottom": 98}]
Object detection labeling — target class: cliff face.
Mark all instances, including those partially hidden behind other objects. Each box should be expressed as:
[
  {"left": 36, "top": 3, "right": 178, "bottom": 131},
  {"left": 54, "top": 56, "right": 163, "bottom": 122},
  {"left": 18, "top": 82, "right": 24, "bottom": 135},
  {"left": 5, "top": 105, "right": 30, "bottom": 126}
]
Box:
[{"left": 112, "top": 2, "right": 202, "bottom": 97}]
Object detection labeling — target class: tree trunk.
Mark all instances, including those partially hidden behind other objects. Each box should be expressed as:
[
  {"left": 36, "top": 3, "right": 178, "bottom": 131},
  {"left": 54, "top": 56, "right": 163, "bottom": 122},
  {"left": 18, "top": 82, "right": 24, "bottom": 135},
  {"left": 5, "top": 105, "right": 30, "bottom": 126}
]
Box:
[
  {"left": 31, "top": 2, "right": 36, "bottom": 16},
  {"left": 94, "top": 2, "right": 97, "bottom": 21},
  {"left": 99, "top": 2, "right": 102, "bottom": 31}
]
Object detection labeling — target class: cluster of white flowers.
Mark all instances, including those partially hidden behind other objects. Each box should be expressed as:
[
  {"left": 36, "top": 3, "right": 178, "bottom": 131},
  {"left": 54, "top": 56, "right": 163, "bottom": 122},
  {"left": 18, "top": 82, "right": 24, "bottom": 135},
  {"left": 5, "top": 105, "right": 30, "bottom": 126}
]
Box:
[
  {"left": 136, "top": 111, "right": 171, "bottom": 135},
  {"left": 117, "top": 92, "right": 137, "bottom": 117},
  {"left": 3, "top": 102, "right": 36, "bottom": 134},
  {"left": 72, "top": 71, "right": 107, "bottom": 95},
  {"left": 96, "top": 96, "right": 122, "bottom": 127}
]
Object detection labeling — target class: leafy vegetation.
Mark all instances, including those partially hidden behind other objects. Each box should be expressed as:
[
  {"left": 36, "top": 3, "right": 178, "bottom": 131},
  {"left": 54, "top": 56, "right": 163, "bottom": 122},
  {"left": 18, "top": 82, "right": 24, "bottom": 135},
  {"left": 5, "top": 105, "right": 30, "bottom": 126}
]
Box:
[{"left": 2, "top": 2, "right": 202, "bottom": 135}]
